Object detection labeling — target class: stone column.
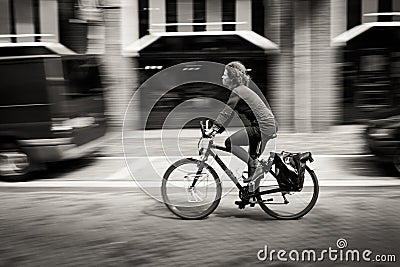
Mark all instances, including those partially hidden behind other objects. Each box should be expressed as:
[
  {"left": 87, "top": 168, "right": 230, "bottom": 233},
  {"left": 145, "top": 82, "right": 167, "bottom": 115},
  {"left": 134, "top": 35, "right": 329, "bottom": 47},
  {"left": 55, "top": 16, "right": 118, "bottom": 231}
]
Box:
[
  {"left": 266, "top": 0, "right": 295, "bottom": 132},
  {"left": 294, "top": 0, "right": 312, "bottom": 133},
  {"left": 267, "top": 0, "right": 341, "bottom": 132},
  {"left": 311, "top": 0, "right": 341, "bottom": 130},
  {"left": 102, "top": 0, "right": 139, "bottom": 130}
]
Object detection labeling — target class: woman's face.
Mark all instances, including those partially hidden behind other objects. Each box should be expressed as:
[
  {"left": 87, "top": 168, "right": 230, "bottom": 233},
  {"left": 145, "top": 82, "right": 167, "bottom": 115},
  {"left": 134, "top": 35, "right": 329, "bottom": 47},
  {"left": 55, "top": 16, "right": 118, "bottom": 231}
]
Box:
[{"left": 222, "top": 68, "right": 230, "bottom": 87}]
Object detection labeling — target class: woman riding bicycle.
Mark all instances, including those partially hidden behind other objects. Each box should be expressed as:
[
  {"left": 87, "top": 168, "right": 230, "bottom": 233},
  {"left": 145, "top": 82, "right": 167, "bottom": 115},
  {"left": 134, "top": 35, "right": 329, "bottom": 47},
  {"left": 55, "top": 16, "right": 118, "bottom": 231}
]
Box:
[{"left": 206, "top": 61, "right": 278, "bottom": 183}]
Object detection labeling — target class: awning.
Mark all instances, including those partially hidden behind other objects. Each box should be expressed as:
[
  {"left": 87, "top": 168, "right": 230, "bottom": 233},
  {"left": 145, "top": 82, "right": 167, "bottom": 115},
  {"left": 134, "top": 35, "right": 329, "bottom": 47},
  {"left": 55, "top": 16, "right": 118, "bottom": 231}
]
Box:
[
  {"left": 0, "top": 41, "right": 76, "bottom": 55},
  {"left": 332, "top": 22, "right": 400, "bottom": 46},
  {"left": 123, "top": 30, "right": 279, "bottom": 57}
]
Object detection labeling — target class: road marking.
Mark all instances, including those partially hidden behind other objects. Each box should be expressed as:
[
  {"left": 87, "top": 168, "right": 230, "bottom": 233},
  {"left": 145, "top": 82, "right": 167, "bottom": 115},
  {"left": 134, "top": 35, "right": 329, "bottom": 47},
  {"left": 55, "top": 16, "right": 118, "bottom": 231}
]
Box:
[
  {"left": 0, "top": 179, "right": 400, "bottom": 188},
  {"left": 105, "top": 156, "right": 246, "bottom": 180},
  {"left": 105, "top": 166, "right": 130, "bottom": 180},
  {"left": 103, "top": 154, "right": 376, "bottom": 180},
  {"left": 313, "top": 154, "right": 373, "bottom": 158},
  {"left": 97, "top": 154, "right": 374, "bottom": 160}
]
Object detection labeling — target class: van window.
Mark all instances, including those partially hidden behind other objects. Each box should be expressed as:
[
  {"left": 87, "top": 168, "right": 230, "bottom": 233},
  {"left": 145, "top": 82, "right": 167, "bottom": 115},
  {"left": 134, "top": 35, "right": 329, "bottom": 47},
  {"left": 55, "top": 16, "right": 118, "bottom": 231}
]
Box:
[
  {"left": 0, "top": 61, "right": 47, "bottom": 106},
  {"left": 63, "top": 58, "right": 102, "bottom": 98}
]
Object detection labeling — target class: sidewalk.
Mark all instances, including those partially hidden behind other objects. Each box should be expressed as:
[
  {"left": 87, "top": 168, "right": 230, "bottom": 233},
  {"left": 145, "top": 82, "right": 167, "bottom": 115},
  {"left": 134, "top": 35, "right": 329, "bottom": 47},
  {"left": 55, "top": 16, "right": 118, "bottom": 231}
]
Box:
[
  {"left": 94, "top": 124, "right": 400, "bottom": 185},
  {"left": 102, "top": 124, "right": 370, "bottom": 157}
]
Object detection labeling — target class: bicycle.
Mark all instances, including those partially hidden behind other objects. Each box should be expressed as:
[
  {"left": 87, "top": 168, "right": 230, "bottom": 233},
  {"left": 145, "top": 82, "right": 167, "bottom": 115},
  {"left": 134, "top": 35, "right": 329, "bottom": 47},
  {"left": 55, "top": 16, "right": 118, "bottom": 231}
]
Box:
[{"left": 161, "top": 120, "right": 319, "bottom": 220}]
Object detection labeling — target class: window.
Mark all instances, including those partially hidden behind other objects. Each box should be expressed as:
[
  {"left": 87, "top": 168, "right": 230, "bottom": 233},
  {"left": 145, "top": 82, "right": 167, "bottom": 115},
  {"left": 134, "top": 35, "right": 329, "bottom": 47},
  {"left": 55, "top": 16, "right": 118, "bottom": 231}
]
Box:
[{"left": 63, "top": 58, "right": 102, "bottom": 98}]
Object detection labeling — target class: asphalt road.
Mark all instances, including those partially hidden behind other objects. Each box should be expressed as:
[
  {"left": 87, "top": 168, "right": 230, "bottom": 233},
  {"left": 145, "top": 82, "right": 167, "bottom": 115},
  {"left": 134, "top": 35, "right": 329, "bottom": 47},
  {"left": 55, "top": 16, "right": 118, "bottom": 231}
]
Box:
[{"left": 0, "top": 154, "right": 399, "bottom": 266}]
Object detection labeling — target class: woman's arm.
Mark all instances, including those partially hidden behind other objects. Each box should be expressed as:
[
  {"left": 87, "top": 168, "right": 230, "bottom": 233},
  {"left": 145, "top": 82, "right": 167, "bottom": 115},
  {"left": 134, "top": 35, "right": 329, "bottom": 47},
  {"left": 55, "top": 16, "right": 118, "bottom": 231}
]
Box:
[{"left": 214, "top": 91, "right": 241, "bottom": 132}]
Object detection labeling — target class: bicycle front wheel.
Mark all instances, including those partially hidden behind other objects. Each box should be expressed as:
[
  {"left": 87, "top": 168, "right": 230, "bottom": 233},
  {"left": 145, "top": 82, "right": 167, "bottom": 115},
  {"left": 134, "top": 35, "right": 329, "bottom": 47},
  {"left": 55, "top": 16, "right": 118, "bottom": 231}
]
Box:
[
  {"left": 161, "top": 158, "right": 222, "bottom": 219},
  {"left": 256, "top": 166, "right": 319, "bottom": 219}
]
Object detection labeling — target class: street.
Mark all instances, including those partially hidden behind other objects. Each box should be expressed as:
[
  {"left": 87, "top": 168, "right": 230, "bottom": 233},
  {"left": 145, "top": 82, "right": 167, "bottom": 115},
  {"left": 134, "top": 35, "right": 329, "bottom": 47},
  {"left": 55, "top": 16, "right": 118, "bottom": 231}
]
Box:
[{"left": 0, "top": 146, "right": 399, "bottom": 266}]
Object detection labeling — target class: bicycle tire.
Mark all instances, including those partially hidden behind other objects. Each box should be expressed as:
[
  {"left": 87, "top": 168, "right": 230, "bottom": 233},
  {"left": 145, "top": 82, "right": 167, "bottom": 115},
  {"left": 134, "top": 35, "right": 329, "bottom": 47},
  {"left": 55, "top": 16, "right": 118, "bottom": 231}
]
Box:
[
  {"left": 161, "top": 158, "right": 222, "bottom": 220},
  {"left": 256, "top": 165, "right": 319, "bottom": 220}
]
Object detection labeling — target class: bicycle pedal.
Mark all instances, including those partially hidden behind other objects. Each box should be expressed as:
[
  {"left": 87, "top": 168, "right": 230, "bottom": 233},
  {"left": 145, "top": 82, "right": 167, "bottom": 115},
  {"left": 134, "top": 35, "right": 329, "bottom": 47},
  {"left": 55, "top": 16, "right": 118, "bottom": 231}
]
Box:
[
  {"left": 248, "top": 197, "right": 257, "bottom": 207},
  {"left": 234, "top": 200, "right": 247, "bottom": 209}
]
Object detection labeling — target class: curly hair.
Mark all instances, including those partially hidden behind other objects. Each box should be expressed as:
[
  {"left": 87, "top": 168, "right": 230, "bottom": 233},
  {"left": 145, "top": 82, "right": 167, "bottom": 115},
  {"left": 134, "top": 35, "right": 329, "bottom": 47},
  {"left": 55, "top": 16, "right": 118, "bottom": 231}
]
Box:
[{"left": 225, "top": 61, "right": 250, "bottom": 87}]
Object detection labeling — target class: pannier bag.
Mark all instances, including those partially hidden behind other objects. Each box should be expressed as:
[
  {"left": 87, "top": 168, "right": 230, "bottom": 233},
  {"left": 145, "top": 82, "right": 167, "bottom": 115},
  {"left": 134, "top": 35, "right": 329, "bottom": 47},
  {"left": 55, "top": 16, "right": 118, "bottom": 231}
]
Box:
[{"left": 273, "top": 152, "right": 313, "bottom": 191}]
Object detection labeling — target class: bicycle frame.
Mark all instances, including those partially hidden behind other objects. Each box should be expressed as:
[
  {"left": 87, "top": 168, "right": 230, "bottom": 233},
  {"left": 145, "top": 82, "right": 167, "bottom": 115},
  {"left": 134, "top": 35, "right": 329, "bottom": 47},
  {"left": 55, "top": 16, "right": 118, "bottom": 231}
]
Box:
[{"left": 194, "top": 138, "right": 283, "bottom": 198}]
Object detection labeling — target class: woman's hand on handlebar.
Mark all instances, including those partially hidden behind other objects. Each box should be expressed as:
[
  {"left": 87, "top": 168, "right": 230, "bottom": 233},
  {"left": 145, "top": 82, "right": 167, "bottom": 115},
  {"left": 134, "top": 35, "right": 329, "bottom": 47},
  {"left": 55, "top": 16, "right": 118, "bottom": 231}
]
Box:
[
  {"left": 205, "top": 125, "right": 219, "bottom": 138},
  {"left": 204, "top": 128, "right": 216, "bottom": 138}
]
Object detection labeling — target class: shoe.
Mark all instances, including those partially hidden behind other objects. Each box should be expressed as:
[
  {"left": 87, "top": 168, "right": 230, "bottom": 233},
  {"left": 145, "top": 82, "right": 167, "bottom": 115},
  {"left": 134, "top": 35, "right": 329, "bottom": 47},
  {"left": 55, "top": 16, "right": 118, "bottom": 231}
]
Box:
[
  {"left": 235, "top": 200, "right": 247, "bottom": 209},
  {"left": 243, "top": 162, "right": 263, "bottom": 183},
  {"left": 235, "top": 198, "right": 257, "bottom": 208},
  {"left": 243, "top": 158, "right": 257, "bottom": 183}
]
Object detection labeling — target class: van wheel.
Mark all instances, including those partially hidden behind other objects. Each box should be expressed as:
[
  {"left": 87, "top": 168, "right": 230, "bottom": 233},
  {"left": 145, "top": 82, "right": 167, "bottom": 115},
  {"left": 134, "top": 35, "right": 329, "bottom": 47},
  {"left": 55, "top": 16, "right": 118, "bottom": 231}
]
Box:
[{"left": 0, "top": 143, "right": 31, "bottom": 180}]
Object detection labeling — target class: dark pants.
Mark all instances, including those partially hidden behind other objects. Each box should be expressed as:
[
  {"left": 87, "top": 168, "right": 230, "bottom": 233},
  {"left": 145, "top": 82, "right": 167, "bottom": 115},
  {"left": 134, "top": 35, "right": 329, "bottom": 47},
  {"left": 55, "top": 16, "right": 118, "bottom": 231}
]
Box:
[{"left": 224, "top": 126, "right": 272, "bottom": 164}]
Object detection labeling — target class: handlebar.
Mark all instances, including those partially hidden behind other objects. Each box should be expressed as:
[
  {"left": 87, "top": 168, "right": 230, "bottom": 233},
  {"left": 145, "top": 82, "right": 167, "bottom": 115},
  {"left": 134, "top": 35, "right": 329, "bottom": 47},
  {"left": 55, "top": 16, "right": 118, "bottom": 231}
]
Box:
[
  {"left": 200, "top": 120, "right": 215, "bottom": 138},
  {"left": 198, "top": 120, "right": 215, "bottom": 156}
]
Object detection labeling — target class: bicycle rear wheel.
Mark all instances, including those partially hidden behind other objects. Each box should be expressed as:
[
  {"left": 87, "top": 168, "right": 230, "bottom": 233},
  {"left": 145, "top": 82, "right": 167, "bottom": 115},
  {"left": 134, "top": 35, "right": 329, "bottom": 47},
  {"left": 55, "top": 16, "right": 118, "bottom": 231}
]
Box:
[
  {"left": 256, "top": 166, "right": 319, "bottom": 219},
  {"left": 161, "top": 158, "right": 222, "bottom": 219}
]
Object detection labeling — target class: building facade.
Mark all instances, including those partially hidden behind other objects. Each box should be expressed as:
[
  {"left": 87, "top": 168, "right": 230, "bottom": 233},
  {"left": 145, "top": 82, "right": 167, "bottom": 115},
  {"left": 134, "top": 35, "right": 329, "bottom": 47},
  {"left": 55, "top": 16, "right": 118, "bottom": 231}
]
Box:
[
  {"left": 1, "top": 0, "right": 399, "bottom": 131},
  {"left": 122, "top": 0, "right": 341, "bottom": 132}
]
